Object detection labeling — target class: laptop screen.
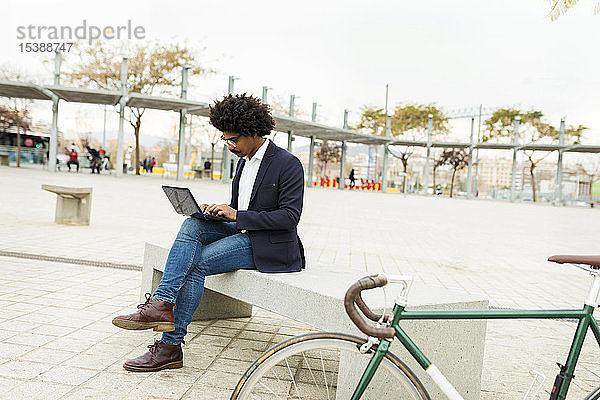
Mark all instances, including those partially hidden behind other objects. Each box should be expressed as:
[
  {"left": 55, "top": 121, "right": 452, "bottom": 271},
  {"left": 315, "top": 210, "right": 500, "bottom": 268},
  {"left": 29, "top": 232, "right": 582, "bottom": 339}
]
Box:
[{"left": 162, "top": 186, "right": 200, "bottom": 216}]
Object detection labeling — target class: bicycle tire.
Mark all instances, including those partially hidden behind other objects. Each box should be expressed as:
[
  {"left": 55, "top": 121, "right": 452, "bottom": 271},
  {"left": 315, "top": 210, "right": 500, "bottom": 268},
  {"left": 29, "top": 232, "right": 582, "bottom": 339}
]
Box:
[
  {"left": 231, "top": 332, "right": 430, "bottom": 400},
  {"left": 584, "top": 385, "right": 600, "bottom": 400}
]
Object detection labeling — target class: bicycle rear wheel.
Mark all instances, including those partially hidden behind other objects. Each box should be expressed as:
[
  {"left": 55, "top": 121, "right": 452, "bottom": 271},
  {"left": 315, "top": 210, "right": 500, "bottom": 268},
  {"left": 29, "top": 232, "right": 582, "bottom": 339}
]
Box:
[{"left": 231, "top": 332, "right": 429, "bottom": 400}]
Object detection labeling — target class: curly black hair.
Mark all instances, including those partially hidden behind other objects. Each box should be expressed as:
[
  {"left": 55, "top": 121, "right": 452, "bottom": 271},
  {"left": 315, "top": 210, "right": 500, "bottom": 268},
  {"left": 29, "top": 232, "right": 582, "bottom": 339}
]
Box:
[{"left": 208, "top": 93, "right": 275, "bottom": 137}]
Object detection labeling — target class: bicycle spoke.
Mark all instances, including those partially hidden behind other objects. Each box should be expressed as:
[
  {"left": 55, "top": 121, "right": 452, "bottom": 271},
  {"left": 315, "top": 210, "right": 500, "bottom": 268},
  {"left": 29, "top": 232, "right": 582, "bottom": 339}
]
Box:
[
  {"left": 320, "top": 350, "right": 331, "bottom": 398},
  {"left": 258, "top": 381, "right": 285, "bottom": 400},
  {"left": 286, "top": 358, "right": 302, "bottom": 399},
  {"left": 233, "top": 334, "right": 427, "bottom": 400},
  {"left": 302, "top": 351, "right": 329, "bottom": 400}
]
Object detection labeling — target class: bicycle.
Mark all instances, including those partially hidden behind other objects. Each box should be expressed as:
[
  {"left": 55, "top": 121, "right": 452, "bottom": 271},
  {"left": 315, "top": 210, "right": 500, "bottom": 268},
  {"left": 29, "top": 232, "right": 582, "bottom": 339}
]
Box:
[{"left": 230, "top": 254, "right": 600, "bottom": 400}]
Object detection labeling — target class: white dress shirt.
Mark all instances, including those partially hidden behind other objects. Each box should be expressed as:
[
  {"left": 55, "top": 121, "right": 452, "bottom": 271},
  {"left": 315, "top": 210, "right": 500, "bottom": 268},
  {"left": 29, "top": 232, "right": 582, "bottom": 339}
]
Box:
[{"left": 237, "top": 139, "right": 270, "bottom": 211}]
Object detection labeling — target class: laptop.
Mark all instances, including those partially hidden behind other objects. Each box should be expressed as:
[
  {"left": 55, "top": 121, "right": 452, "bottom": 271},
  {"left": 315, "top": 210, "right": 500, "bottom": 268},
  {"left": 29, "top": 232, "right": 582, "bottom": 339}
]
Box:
[{"left": 162, "top": 185, "right": 234, "bottom": 222}]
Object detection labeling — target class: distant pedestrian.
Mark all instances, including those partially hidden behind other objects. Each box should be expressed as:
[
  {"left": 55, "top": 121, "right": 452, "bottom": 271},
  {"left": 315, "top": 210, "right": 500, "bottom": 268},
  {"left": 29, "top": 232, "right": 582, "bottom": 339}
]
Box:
[
  {"left": 349, "top": 168, "right": 355, "bottom": 189},
  {"left": 67, "top": 149, "right": 79, "bottom": 172},
  {"left": 142, "top": 157, "right": 148, "bottom": 172},
  {"left": 150, "top": 157, "right": 156, "bottom": 173},
  {"left": 86, "top": 146, "right": 101, "bottom": 174}
]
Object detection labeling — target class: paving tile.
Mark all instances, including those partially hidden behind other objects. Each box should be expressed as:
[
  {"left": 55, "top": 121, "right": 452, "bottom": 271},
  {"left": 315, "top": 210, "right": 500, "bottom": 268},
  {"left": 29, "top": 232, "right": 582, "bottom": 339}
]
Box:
[
  {"left": 81, "top": 370, "right": 149, "bottom": 391},
  {"left": 196, "top": 369, "right": 242, "bottom": 389},
  {"left": 153, "top": 366, "right": 204, "bottom": 384},
  {"left": 0, "top": 360, "right": 53, "bottom": 379},
  {"left": 0, "top": 342, "right": 35, "bottom": 359},
  {"left": 30, "top": 324, "right": 78, "bottom": 337},
  {"left": 62, "top": 353, "right": 119, "bottom": 370},
  {"left": 0, "top": 319, "right": 40, "bottom": 333},
  {"left": 19, "top": 347, "right": 77, "bottom": 364},
  {"left": 3, "top": 332, "right": 56, "bottom": 347},
  {"left": 43, "top": 337, "right": 96, "bottom": 352},
  {"left": 1, "top": 380, "right": 74, "bottom": 400},
  {"left": 45, "top": 316, "right": 96, "bottom": 329},
  {"left": 125, "top": 375, "right": 191, "bottom": 399},
  {"left": 181, "top": 386, "right": 234, "bottom": 399},
  {"left": 61, "top": 387, "right": 130, "bottom": 400},
  {"left": 36, "top": 365, "right": 99, "bottom": 386},
  {"left": 0, "top": 376, "right": 23, "bottom": 392},
  {"left": 61, "top": 329, "right": 113, "bottom": 342},
  {"left": 201, "top": 326, "right": 240, "bottom": 338},
  {"left": 13, "top": 313, "right": 58, "bottom": 325}
]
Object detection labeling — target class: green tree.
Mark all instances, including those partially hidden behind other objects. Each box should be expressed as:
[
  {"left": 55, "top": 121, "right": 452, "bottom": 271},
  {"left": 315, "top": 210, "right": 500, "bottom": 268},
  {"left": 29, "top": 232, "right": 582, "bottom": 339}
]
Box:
[
  {"left": 484, "top": 108, "right": 585, "bottom": 201},
  {"left": 66, "top": 41, "right": 213, "bottom": 175},
  {"left": 357, "top": 104, "right": 449, "bottom": 191},
  {"left": 548, "top": 0, "right": 600, "bottom": 20}
]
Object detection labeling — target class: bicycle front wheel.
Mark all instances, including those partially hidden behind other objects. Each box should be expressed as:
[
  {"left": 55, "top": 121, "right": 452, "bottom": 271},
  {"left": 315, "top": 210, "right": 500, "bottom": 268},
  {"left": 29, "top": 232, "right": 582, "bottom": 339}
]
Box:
[
  {"left": 231, "top": 332, "right": 429, "bottom": 400},
  {"left": 585, "top": 385, "right": 600, "bottom": 400}
]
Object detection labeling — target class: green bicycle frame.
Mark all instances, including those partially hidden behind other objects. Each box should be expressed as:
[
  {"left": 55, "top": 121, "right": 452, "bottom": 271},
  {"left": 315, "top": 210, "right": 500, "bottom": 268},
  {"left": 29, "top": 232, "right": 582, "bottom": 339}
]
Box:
[{"left": 351, "top": 304, "right": 600, "bottom": 400}]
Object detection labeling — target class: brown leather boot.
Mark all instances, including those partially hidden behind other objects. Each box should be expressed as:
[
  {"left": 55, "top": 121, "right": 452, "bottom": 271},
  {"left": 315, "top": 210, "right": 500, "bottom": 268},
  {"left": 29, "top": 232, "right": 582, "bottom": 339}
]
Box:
[
  {"left": 123, "top": 340, "right": 183, "bottom": 372},
  {"left": 112, "top": 293, "right": 175, "bottom": 332}
]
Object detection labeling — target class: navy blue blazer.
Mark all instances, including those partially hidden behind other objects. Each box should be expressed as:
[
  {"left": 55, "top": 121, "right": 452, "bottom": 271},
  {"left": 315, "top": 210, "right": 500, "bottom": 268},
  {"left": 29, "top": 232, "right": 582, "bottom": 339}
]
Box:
[{"left": 231, "top": 140, "right": 306, "bottom": 273}]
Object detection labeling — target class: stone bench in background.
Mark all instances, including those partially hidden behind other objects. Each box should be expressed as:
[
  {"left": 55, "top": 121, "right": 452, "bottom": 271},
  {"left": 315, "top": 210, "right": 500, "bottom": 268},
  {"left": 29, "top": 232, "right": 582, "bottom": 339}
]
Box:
[
  {"left": 142, "top": 242, "right": 488, "bottom": 400},
  {"left": 41, "top": 184, "right": 93, "bottom": 225},
  {"left": 0, "top": 153, "right": 10, "bottom": 166}
]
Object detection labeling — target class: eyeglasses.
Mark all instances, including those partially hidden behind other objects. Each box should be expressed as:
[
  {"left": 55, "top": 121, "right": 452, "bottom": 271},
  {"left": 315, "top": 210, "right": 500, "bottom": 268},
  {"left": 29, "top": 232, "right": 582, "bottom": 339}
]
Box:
[{"left": 220, "top": 134, "right": 243, "bottom": 147}]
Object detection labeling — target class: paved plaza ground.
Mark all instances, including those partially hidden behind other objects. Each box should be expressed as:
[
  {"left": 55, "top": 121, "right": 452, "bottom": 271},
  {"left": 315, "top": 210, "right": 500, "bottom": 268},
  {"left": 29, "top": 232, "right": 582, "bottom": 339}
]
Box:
[{"left": 0, "top": 166, "right": 598, "bottom": 399}]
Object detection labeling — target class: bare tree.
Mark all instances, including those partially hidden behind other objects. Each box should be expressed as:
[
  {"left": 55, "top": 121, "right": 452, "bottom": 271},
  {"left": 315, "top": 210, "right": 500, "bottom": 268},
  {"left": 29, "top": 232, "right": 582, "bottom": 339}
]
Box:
[
  {"left": 576, "top": 155, "right": 600, "bottom": 185},
  {"left": 0, "top": 106, "right": 31, "bottom": 167},
  {"left": 439, "top": 149, "right": 469, "bottom": 197},
  {"left": 315, "top": 140, "right": 341, "bottom": 177},
  {"left": 0, "top": 64, "right": 35, "bottom": 167},
  {"left": 431, "top": 149, "right": 446, "bottom": 193},
  {"left": 65, "top": 40, "right": 214, "bottom": 175}
]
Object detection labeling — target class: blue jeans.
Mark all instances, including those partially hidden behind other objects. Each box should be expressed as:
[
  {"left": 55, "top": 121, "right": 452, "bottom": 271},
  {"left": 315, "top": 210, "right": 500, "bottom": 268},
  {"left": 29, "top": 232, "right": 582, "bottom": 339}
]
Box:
[{"left": 152, "top": 217, "right": 255, "bottom": 345}]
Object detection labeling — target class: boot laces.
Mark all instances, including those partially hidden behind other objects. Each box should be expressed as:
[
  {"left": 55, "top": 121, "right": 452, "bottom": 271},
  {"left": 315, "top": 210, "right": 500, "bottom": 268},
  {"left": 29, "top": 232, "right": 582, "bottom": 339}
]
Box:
[
  {"left": 147, "top": 339, "right": 184, "bottom": 354},
  {"left": 137, "top": 293, "right": 152, "bottom": 316},
  {"left": 147, "top": 339, "right": 160, "bottom": 354}
]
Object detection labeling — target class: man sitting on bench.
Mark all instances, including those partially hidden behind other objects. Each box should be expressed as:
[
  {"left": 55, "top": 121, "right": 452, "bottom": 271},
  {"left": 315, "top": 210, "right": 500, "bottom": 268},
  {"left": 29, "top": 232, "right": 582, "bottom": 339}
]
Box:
[{"left": 112, "top": 94, "right": 306, "bottom": 372}]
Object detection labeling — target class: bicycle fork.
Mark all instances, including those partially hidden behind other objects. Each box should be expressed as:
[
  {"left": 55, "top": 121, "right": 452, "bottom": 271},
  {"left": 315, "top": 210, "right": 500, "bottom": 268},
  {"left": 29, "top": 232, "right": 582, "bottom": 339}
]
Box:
[
  {"left": 350, "top": 303, "right": 465, "bottom": 400},
  {"left": 349, "top": 339, "right": 390, "bottom": 400}
]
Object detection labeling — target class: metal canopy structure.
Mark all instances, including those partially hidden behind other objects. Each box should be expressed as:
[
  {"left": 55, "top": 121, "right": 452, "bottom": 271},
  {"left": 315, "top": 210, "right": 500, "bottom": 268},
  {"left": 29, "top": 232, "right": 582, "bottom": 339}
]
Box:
[
  {"left": 0, "top": 81, "right": 52, "bottom": 101},
  {"left": 126, "top": 94, "right": 207, "bottom": 111},
  {"left": 432, "top": 141, "right": 470, "bottom": 149},
  {"left": 520, "top": 143, "right": 566, "bottom": 151},
  {"left": 475, "top": 143, "right": 515, "bottom": 150},
  {"left": 389, "top": 139, "right": 426, "bottom": 147},
  {"left": 565, "top": 145, "right": 600, "bottom": 153},
  {"left": 46, "top": 86, "right": 122, "bottom": 105},
  {"left": 270, "top": 114, "right": 388, "bottom": 145},
  {"left": 0, "top": 54, "right": 598, "bottom": 205}
]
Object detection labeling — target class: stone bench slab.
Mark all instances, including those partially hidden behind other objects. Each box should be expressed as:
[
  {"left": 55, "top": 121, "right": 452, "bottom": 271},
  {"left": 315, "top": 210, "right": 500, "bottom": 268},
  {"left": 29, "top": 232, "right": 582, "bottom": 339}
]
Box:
[
  {"left": 142, "top": 242, "right": 488, "bottom": 400},
  {"left": 42, "top": 184, "right": 93, "bottom": 225}
]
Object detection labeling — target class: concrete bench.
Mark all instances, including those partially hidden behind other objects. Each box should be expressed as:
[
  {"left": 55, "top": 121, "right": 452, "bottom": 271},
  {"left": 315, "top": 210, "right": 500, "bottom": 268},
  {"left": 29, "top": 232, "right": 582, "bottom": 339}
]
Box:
[
  {"left": 0, "top": 153, "right": 9, "bottom": 166},
  {"left": 142, "top": 242, "right": 488, "bottom": 400},
  {"left": 162, "top": 163, "right": 192, "bottom": 178},
  {"left": 41, "top": 184, "right": 93, "bottom": 225}
]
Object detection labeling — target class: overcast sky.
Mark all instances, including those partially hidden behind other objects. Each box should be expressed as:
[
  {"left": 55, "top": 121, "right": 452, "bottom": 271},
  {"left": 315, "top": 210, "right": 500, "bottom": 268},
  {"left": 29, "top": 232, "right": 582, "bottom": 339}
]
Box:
[{"left": 2, "top": 0, "right": 600, "bottom": 146}]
